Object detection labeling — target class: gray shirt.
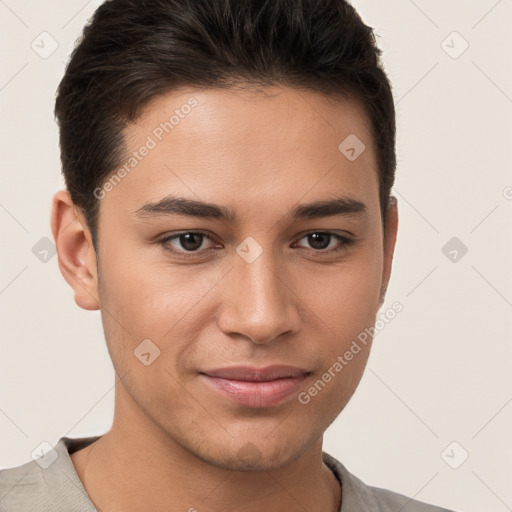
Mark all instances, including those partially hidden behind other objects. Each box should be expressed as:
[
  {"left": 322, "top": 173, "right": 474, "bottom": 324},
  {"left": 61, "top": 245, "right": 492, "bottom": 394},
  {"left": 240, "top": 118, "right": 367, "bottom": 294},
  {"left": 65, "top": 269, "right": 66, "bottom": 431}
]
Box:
[{"left": 0, "top": 436, "right": 455, "bottom": 511}]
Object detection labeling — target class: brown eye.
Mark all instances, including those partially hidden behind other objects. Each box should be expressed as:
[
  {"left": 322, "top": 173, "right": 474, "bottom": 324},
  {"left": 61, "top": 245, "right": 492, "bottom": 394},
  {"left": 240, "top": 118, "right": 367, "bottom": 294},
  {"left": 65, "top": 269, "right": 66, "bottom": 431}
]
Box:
[
  {"left": 306, "top": 233, "right": 331, "bottom": 250},
  {"left": 175, "top": 233, "right": 206, "bottom": 251},
  {"left": 160, "top": 232, "right": 216, "bottom": 254},
  {"left": 294, "top": 232, "right": 354, "bottom": 253}
]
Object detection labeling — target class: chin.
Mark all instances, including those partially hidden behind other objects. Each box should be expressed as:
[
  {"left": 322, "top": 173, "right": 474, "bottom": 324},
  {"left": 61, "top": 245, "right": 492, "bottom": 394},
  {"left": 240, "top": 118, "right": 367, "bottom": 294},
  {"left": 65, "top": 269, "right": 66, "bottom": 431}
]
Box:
[{"left": 186, "top": 432, "right": 312, "bottom": 472}]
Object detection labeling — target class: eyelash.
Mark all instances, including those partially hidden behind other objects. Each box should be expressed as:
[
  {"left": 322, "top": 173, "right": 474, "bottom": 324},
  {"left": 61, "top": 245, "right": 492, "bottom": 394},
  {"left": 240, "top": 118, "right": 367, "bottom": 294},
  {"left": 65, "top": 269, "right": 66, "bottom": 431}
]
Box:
[{"left": 158, "top": 231, "right": 354, "bottom": 257}]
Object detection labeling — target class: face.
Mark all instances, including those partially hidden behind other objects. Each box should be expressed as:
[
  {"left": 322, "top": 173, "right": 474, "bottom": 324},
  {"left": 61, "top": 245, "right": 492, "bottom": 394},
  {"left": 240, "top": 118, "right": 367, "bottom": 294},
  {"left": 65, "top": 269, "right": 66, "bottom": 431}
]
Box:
[{"left": 56, "top": 85, "right": 398, "bottom": 471}]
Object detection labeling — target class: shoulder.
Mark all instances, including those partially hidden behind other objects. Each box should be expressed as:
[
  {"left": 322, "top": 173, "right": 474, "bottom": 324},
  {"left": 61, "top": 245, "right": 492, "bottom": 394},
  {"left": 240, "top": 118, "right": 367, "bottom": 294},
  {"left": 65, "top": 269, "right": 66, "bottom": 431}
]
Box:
[
  {"left": 362, "top": 485, "right": 455, "bottom": 512},
  {"left": 0, "top": 455, "right": 56, "bottom": 510},
  {"left": 322, "top": 451, "right": 457, "bottom": 512},
  {"left": 0, "top": 437, "right": 99, "bottom": 511}
]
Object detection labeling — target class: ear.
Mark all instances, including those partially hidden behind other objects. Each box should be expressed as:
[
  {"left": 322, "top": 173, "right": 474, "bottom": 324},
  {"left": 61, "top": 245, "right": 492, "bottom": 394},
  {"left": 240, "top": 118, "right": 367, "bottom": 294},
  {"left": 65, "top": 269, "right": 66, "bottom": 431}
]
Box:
[
  {"left": 50, "top": 189, "right": 100, "bottom": 311},
  {"left": 378, "top": 196, "right": 399, "bottom": 307}
]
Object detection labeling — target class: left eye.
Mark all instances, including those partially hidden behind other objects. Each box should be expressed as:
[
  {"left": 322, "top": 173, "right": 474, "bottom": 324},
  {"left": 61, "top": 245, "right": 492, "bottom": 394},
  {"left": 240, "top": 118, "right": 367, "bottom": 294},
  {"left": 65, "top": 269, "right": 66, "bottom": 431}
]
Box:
[{"left": 293, "top": 232, "right": 353, "bottom": 252}]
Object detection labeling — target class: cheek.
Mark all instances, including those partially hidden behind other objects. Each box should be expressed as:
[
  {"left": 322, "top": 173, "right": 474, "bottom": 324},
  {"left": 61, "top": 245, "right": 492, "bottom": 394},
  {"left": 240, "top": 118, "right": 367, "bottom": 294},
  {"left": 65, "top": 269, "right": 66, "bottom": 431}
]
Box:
[
  {"left": 97, "top": 247, "right": 226, "bottom": 374},
  {"left": 304, "top": 250, "right": 383, "bottom": 336},
  {"left": 297, "top": 262, "right": 379, "bottom": 419},
  {"left": 99, "top": 243, "right": 192, "bottom": 329}
]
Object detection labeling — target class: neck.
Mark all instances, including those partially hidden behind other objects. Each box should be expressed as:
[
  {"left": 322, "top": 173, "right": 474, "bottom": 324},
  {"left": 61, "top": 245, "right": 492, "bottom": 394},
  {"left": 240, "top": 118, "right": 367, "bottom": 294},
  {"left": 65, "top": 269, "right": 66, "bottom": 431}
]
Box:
[{"left": 70, "top": 381, "right": 342, "bottom": 512}]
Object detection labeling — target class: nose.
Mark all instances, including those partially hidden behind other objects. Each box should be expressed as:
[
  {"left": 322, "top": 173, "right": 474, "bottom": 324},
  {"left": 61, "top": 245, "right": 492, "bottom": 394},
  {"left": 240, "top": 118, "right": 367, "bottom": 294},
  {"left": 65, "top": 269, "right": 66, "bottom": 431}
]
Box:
[{"left": 217, "top": 248, "right": 301, "bottom": 345}]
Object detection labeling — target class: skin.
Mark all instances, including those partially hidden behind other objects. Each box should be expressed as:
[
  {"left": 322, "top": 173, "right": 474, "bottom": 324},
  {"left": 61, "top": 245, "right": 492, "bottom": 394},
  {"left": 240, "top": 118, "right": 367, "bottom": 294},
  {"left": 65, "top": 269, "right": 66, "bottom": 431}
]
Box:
[{"left": 51, "top": 84, "right": 398, "bottom": 512}]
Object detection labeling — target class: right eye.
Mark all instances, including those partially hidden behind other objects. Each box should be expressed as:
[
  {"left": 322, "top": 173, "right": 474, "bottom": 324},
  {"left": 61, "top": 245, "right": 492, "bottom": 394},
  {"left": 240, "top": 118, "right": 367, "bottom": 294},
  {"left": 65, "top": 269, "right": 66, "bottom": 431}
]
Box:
[{"left": 159, "top": 232, "right": 219, "bottom": 256}]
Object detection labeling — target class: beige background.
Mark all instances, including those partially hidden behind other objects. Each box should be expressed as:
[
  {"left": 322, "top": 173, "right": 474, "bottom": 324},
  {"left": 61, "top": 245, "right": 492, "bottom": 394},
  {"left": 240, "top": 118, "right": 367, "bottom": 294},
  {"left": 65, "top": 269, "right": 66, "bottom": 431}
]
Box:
[{"left": 1, "top": 1, "right": 511, "bottom": 511}]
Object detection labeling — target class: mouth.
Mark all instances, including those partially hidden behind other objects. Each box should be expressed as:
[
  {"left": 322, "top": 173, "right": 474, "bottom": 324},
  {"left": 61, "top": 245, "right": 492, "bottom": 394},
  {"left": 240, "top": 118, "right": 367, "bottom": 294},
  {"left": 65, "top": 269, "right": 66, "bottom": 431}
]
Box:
[{"left": 199, "top": 365, "right": 310, "bottom": 407}]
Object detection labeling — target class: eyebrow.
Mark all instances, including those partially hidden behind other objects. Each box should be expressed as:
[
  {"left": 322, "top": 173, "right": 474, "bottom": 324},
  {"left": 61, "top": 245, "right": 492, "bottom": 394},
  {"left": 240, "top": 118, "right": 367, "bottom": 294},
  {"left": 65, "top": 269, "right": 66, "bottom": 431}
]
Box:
[{"left": 131, "top": 194, "right": 367, "bottom": 222}]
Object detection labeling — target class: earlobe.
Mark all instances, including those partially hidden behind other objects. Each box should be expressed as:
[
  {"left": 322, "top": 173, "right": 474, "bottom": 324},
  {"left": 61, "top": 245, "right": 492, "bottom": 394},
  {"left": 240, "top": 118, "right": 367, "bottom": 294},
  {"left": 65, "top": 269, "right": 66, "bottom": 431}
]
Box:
[
  {"left": 50, "top": 189, "right": 100, "bottom": 311},
  {"left": 378, "top": 196, "right": 399, "bottom": 307}
]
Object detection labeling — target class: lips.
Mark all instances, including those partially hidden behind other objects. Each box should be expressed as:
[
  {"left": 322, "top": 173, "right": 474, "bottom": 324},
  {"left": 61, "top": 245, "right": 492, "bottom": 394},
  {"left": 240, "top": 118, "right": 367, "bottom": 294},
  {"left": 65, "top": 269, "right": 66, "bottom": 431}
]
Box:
[{"left": 200, "top": 365, "right": 309, "bottom": 407}]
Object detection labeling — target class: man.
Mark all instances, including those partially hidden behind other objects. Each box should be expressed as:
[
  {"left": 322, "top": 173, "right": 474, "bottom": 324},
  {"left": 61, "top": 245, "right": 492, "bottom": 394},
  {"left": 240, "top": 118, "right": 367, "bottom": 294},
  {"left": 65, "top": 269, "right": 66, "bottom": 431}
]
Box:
[{"left": 0, "top": 0, "right": 456, "bottom": 510}]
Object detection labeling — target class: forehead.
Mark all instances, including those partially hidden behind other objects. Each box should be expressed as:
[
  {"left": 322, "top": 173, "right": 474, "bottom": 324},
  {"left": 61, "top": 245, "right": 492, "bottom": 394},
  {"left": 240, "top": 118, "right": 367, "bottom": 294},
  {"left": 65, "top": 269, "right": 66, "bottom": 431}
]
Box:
[
  {"left": 104, "top": 85, "right": 379, "bottom": 222},
  {"left": 132, "top": 84, "right": 373, "bottom": 155}
]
